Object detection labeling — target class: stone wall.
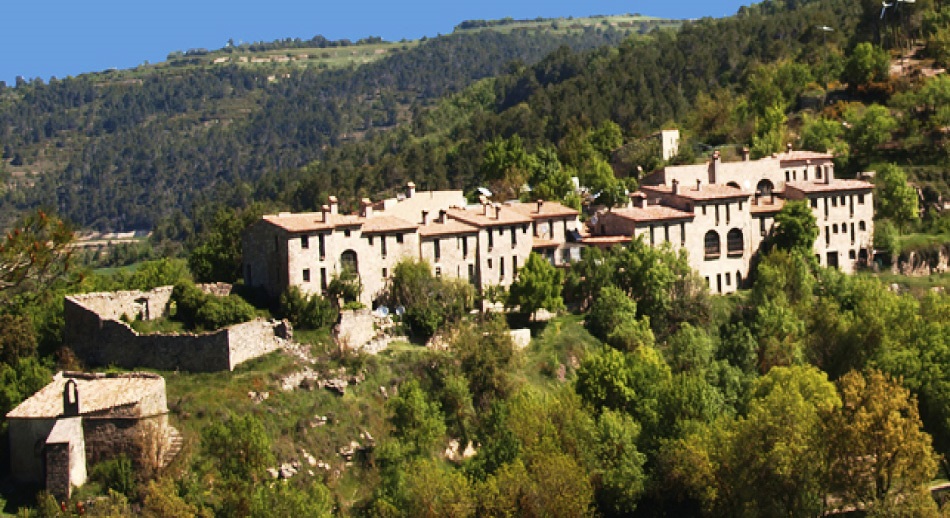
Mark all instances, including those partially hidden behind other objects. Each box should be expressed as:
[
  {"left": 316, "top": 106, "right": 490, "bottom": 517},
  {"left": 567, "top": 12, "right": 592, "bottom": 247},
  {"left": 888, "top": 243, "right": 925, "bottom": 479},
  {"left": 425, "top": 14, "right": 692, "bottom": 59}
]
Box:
[
  {"left": 44, "top": 417, "right": 86, "bottom": 501},
  {"left": 65, "top": 287, "right": 288, "bottom": 372},
  {"left": 335, "top": 309, "right": 377, "bottom": 350},
  {"left": 896, "top": 244, "right": 950, "bottom": 276},
  {"left": 83, "top": 414, "right": 169, "bottom": 469}
]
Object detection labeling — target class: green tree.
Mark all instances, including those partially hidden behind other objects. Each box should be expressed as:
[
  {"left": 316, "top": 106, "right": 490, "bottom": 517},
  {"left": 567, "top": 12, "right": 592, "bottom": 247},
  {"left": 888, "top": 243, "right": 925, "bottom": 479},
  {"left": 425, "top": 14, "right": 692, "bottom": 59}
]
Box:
[
  {"left": 585, "top": 285, "right": 653, "bottom": 351},
  {"left": 188, "top": 204, "right": 265, "bottom": 283},
  {"left": 507, "top": 252, "right": 564, "bottom": 319},
  {"left": 0, "top": 314, "right": 37, "bottom": 366},
  {"left": 799, "top": 113, "right": 848, "bottom": 156},
  {"left": 278, "top": 286, "right": 336, "bottom": 329},
  {"left": 874, "top": 163, "right": 920, "bottom": 232},
  {"left": 249, "top": 480, "right": 333, "bottom": 518},
  {"left": 769, "top": 200, "right": 818, "bottom": 253},
  {"left": 594, "top": 409, "right": 647, "bottom": 516},
  {"left": 402, "top": 459, "right": 476, "bottom": 518},
  {"left": 842, "top": 42, "right": 890, "bottom": 88},
  {"left": 826, "top": 370, "right": 939, "bottom": 512},
  {"left": 203, "top": 413, "right": 274, "bottom": 482},
  {"left": 388, "top": 379, "right": 447, "bottom": 456},
  {"left": 0, "top": 209, "right": 75, "bottom": 307},
  {"left": 846, "top": 104, "right": 897, "bottom": 162}
]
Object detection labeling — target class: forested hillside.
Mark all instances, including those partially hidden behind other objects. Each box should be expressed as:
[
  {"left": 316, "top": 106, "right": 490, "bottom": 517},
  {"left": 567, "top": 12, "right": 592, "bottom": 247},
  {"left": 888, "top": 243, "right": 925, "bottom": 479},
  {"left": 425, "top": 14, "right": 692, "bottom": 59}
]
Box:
[{"left": 0, "top": 21, "right": 656, "bottom": 230}]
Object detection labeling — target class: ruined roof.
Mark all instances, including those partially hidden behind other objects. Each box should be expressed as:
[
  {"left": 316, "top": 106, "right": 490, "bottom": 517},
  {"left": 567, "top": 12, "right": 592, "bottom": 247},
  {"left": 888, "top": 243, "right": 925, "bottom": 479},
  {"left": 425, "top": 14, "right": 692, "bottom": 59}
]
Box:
[
  {"left": 7, "top": 372, "right": 167, "bottom": 419},
  {"left": 785, "top": 179, "right": 874, "bottom": 194},
  {"left": 505, "top": 200, "right": 579, "bottom": 219},
  {"left": 605, "top": 206, "right": 696, "bottom": 223},
  {"left": 419, "top": 219, "right": 479, "bottom": 237},
  {"left": 641, "top": 184, "right": 752, "bottom": 202},
  {"left": 445, "top": 206, "right": 533, "bottom": 228}
]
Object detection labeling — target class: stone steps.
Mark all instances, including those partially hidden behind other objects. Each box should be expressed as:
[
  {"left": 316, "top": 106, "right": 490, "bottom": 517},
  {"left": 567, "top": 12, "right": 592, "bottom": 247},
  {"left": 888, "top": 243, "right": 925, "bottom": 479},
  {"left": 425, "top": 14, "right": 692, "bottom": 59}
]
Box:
[{"left": 161, "top": 426, "right": 184, "bottom": 468}]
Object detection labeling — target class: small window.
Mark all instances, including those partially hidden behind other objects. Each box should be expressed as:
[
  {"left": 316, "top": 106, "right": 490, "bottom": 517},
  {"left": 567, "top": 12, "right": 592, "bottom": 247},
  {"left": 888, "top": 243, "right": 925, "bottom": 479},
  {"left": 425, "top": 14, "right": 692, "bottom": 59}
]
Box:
[
  {"left": 704, "top": 231, "right": 721, "bottom": 260},
  {"left": 736, "top": 271, "right": 742, "bottom": 286},
  {"left": 664, "top": 224, "right": 670, "bottom": 243},
  {"left": 816, "top": 168, "right": 823, "bottom": 180},
  {"left": 825, "top": 227, "right": 830, "bottom": 245},
  {"left": 702, "top": 205, "right": 707, "bottom": 216},
  {"left": 650, "top": 225, "right": 655, "bottom": 246},
  {"left": 840, "top": 195, "right": 846, "bottom": 206},
  {"left": 510, "top": 226, "right": 517, "bottom": 246},
  {"left": 849, "top": 250, "right": 856, "bottom": 260},
  {"left": 381, "top": 236, "right": 387, "bottom": 257},
  {"left": 833, "top": 224, "right": 838, "bottom": 234},
  {"left": 512, "top": 255, "right": 518, "bottom": 275},
  {"left": 858, "top": 194, "right": 865, "bottom": 204},
  {"left": 434, "top": 239, "right": 441, "bottom": 261},
  {"left": 319, "top": 234, "right": 326, "bottom": 259},
  {"left": 301, "top": 235, "right": 309, "bottom": 249},
  {"left": 382, "top": 268, "right": 388, "bottom": 278},
  {"left": 488, "top": 229, "right": 494, "bottom": 249},
  {"left": 859, "top": 221, "right": 867, "bottom": 231},
  {"left": 725, "top": 272, "right": 731, "bottom": 286},
  {"left": 302, "top": 269, "right": 311, "bottom": 282},
  {"left": 680, "top": 223, "right": 686, "bottom": 246},
  {"left": 468, "top": 264, "right": 475, "bottom": 283},
  {"left": 396, "top": 233, "right": 404, "bottom": 244},
  {"left": 811, "top": 198, "right": 818, "bottom": 208},
  {"left": 488, "top": 258, "right": 493, "bottom": 268},
  {"left": 785, "top": 171, "right": 791, "bottom": 182},
  {"left": 435, "top": 267, "right": 442, "bottom": 277},
  {"left": 832, "top": 197, "right": 838, "bottom": 207},
  {"left": 726, "top": 204, "right": 731, "bottom": 225},
  {"left": 462, "top": 236, "right": 469, "bottom": 258},
  {"left": 500, "top": 257, "right": 506, "bottom": 278},
  {"left": 320, "top": 268, "right": 327, "bottom": 291},
  {"left": 715, "top": 205, "right": 720, "bottom": 226},
  {"left": 344, "top": 229, "right": 351, "bottom": 237},
  {"left": 368, "top": 236, "right": 374, "bottom": 246}
]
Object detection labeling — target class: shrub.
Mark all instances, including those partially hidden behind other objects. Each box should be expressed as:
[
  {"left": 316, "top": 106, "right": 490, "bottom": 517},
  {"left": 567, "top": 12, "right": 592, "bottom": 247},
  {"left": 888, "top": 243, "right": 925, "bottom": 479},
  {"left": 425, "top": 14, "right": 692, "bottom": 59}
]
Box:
[
  {"left": 278, "top": 286, "right": 337, "bottom": 330},
  {"left": 170, "top": 281, "right": 256, "bottom": 331}
]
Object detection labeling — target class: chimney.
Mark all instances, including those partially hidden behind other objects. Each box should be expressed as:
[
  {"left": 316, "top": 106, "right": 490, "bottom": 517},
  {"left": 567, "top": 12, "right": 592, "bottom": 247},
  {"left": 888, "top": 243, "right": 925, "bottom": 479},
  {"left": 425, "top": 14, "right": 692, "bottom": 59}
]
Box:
[
  {"left": 536, "top": 199, "right": 543, "bottom": 213},
  {"left": 741, "top": 147, "right": 750, "bottom": 161},
  {"left": 786, "top": 142, "right": 793, "bottom": 154},
  {"left": 709, "top": 150, "right": 721, "bottom": 185},
  {"left": 321, "top": 204, "right": 331, "bottom": 222},
  {"left": 360, "top": 198, "right": 373, "bottom": 218},
  {"left": 421, "top": 210, "right": 429, "bottom": 225},
  {"left": 328, "top": 196, "right": 339, "bottom": 215},
  {"left": 406, "top": 181, "right": 416, "bottom": 199},
  {"left": 824, "top": 165, "right": 833, "bottom": 185},
  {"left": 482, "top": 200, "right": 490, "bottom": 216},
  {"left": 494, "top": 203, "right": 501, "bottom": 220},
  {"left": 696, "top": 179, "right": 702, "bottom": 191},
  {"left": 671, "top": 179, "right": 679, "bottom": 195},
  {"left": 438, "top": 210, "right": 447, "bottom": 224}
]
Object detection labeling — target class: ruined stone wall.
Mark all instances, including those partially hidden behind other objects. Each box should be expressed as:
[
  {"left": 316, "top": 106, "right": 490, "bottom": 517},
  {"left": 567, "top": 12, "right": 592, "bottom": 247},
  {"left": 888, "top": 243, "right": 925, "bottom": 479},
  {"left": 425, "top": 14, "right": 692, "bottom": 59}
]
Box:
[
  {"left": 336, "top": 309, "right": 377, "bottom": 350},
  {"left": 896, "top": 244, "right": 950, "bottom": 276},
  {"left": 67, "top": 287, "right": 174, "bottom": 322},
  {"left": 65, "top": 290, "right": 288, "bottom": 372},
  {"left": 45, "top": 442, "right": 70, "bottom": 500},
  {"left": 83, "top": 414, "right": 169, "bottom": 470}
]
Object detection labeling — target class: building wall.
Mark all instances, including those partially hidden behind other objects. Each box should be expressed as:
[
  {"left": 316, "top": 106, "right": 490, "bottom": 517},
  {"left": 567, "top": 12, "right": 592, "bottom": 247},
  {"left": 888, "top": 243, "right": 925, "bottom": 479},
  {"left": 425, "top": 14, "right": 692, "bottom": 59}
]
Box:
[
  {"left": 9, "top": 418, "right": 57, "bottom": 483},
  {"left": 421, "top": 234, "right": 478, "bottom": 283},
  {"left": 474, "top": 224, "right": 535, "bottom": 291},
  {"left": 680, "top": 199, "right": 754, "bottom": 294},
  {"left": 788, "top": 191, "right": 875, "bottom": 273},
  {"left": 243, "top": 220, "right": 287, "bottom": 299}
]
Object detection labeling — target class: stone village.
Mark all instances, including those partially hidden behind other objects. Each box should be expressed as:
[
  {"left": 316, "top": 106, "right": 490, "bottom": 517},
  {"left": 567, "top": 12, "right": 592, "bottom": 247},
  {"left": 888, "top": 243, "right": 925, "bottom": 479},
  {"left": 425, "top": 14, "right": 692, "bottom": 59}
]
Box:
[{"left": 7, "top": 135, "right": 877, "bottom": 500}]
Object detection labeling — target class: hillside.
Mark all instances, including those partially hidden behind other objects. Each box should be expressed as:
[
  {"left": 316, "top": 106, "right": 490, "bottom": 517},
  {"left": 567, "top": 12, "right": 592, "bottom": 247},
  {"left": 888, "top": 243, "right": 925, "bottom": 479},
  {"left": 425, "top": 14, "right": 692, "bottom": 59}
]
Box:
[{"left": 0, "top": 15, "right": 675, "bottom": 231}]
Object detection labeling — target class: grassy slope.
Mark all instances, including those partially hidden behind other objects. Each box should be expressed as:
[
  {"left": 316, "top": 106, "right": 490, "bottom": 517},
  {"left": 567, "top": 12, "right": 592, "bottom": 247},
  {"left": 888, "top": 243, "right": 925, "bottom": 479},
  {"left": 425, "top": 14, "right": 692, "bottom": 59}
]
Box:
[{"left": 159, "top": 314, "right": 600, "bottom": 511}]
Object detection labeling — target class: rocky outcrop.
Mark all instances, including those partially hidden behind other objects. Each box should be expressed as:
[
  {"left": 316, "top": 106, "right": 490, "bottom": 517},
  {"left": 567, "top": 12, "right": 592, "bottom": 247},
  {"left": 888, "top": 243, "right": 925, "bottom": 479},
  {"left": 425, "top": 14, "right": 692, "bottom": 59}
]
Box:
[{"left": 895, "top": 244, "right": 950, "bottom": 276}]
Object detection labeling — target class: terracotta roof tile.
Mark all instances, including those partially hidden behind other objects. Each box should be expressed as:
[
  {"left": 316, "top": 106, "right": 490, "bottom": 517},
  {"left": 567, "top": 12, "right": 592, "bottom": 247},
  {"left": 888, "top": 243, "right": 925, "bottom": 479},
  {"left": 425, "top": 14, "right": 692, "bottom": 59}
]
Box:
[
  {"left": 360, "top": 216, "right": 418, "bottom": 234},
  {"left": 604, "top": 206, "right": 695, "bottom": 223},
  {"left": 445, "top": 206, "right": 532, "bottom": 228},
  {"left": 785, "top": 179, "right": 874, "bottom": 194},
  {"left": 505, "top": 201, "right": 579, "bottom": 219},
  {"left": 419, "top": 219, "right": 479, "bottom": 237},
  {"left": 642, "top": 184, "right": 751, "bottom": 201}
]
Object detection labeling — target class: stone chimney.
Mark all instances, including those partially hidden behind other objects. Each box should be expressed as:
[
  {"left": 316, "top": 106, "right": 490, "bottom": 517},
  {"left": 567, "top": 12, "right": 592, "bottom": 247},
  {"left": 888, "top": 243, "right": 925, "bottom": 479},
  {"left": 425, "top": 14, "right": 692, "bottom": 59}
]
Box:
[
  {"left": 321, "top": 204, "right": 331, "bottom": 222},
  {"left": 536, "top": 199, "right": 543, "bottom": 213},
  {"left": 406, "top": 181, "right": 416, "bottom": 199},
  {"left": 741, "top": 147, "right": 750, "bottom": 161},
  {"left": 360, "top": 198, "right": 373, "bottom": 218},
  {"left": 709, "top": 150, "right": 721, "bottom": 185},
  {"left": 696, "top": 179, "right": 702, "bottom": 191},
  {"left": 482, "top": 199, "right": 490, "bottom": 216},
  {"left": 824, "top": 165, "right": 833, "bottom": 185},
  {"left": 328, "top": 196, "right": 339, "bottom": 215},
  {"left": 63, "top": 379, "right": 79, "bottom": 417},
  {"left": 494, "top": 204, "right": 502, "bottom": 220},
  {"left": 438, "top": 210, "right": 447, "bottom": 224},
  {"left": 421, "top": 210, "right": 429, "bottom": 225},
  {"left": 630, "top": 192, "right": 646, "bottom": 209},
  {"left": 672, "top": 179, "right": 679, "bottom": 195},
  {"left": 786, "top": 142, "right": 793, "bottom": 154}
]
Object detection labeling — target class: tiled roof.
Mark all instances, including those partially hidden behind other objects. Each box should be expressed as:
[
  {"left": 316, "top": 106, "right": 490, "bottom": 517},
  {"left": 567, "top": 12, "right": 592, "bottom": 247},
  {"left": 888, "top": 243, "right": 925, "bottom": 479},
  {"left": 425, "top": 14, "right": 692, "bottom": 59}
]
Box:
[
  {"left": 505, "top": 201, "right": 579, "bottom": 219},
  {"left": 7, "top": 372, "right": 165, "bottom": 419},
  {"left": 641, "top": 184, "right": 751, "bottom": 201},
  {"left": 262, "top": 212, "right": 362, "bottom": 232},
  {"left": 750, "top": 198, "right": 786, "bottom": 214},
  {"left": 445, "top": 206, "right": 533, "bottom": 228},
  {"left": 605, "top": 206, "right": 695, "bottom": 223},
  {"left": 779, "top": 150, "right": 835, "bottom": 163},
  {"left": 419, "top": 219, "right": 479, "bottom": 237},
  {"left": 360, "top": 216, "right": 418, "bottom": 234},
  {"left": 785, "top": 179, "right": 874, "bottom": 194}
]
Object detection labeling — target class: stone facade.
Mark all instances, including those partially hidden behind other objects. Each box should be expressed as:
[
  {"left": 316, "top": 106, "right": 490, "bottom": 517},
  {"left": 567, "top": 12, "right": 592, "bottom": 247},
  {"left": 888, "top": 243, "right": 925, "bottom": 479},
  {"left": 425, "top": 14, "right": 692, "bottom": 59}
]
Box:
[
  {"left": 7, "top": 372, "right": 175, "bottom": 494},
  {"left": 589, "top": 148, "right": 875, "bottom": 293},
  {"left": 242, "top": 185, "right": 582, "bottom": 306},
  {"left": 65, "top": 287, "right": 289, "bottom": 372}
]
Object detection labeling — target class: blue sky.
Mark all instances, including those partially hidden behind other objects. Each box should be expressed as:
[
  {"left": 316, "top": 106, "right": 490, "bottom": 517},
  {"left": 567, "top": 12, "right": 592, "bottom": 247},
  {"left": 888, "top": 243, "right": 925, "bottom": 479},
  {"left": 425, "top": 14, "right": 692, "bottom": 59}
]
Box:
[{"left": 2, "top": 1, "right": 751, "bottom": 85}]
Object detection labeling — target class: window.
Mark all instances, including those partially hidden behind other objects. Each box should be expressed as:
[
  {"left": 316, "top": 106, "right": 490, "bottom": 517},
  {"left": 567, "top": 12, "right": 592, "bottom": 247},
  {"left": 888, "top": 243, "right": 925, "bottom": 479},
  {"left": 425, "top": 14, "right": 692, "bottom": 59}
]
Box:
[
  {"left": 859, "top": 221, "right": 867, "bottom": 231},
  {"left": 462, "top": 236, "right": 469, "bottom": 258},
  {"left": 824, "top": 198, "right": 829, "bottom": 219},
  {"left": 727, "top": 228, "right": 743, "bottom": 256},
  {"left": 715, "top": 204, "right": 720, "bottom": 226},
  {"left": 760, "top": 217, "right": 767, "bottom": 237},
  {"left": 381, "top": 236, "right": 387, "bottom": 257},
  {"left": 434, "top": 239, "right": 441, "bottom": 261},
  {"left": 680, "top": 223, "right": 686, "bottom": 246},
  {"left": 736, "top": 271, "right": 742, "bottom": 286},
  {"left": 320, "top": 268, "right": 327, "bottom": 292},
  {"left": 368, "top": 236, "right": 374, "bottom": 246},
  {"left": 850, "top": 196, "right": 854, "bottom": 217},
  {"left": 488, "top": 228, "right": 494, "bottom": 249},
  {"left": 704, "top": 230, "right": 721, "bottom": 260},
  {"left": 858, "top": 194, "right": 865, "bottom": 204},
  {"left": 832, "top": 197, "right": 837, "bottom": 207},
  {"left": 726, "top": 204, "right": 731, "bottom": 225},
  {"left": 319, "top": 234, "right": 326, "bottom": 259},
  {"left": 785, "top": 171, "right": 791, "bottom": 182},
  {"left": 488, "top": 258, "right": 493, "bottom": 269},
  {"left": 344, "top": 229, "right": 351, "bottom": 237},
  {"left": 833, "top": 224, "right": 838, "bottom": 234},
  {"left": 396, "top": 233, "right": 403, "bottom": 244},
  {"left": 840, "top": 195, "right": 846, "bottom": 206},
  {"left": 851, "top": 223, "right": 855, "bottom": 245},
  {"left": 650, "top": 225, "right": 655, "bottom": 246},
  {"left": 511, "top": 226, "right": 517, "bottom": 246},
  {"left": 726, "top": 272, "right": 731, "bottom": 286},
  {"left": 382, "top": 268, "right": 388, "bottom": 278},
  {"left": 702, "top": 205, "right": 707, "bottom": 216},
  {"left": 811, "top": 198, "right": 818, "bottom": 208},
  {"left": 435, "top": 267, "right": 442, "bottom": 277},
  {"left": 302, "top": 269, "right": 311, "bottom": 282},
  {"left": 664, "top": 224, "right": 670, "bottom": 243},
  {"left": 512, "top": 255, "right": 518, "bottom": 276},
  {"left": 468, "top": 264, "right": 475, "bottom": 283},
  {"left": 804, "top": 169, "right": 808, "bottom": 181},
  {"left": 341, "top": 250, "right": 358, "bottom": 273},
  {"left": 301, "top": 235, "right": 309, "bottom": 249},
  {"left": 825, "top": 226, "right": 830, "bottom": 246},
  {"left": 562, "top": 248, "right": 572, "bottom": 263},
  {"left": 849, "top": 250, "right": 856, "bottom": 260},
  {"left": 738, "top": 201, "right": 744, "bottom": 210},
  {"left": 816, "top": 167, "right": 823, "bottom": 180},
  {"left": 500, "top": 257, "right": 506, "bottom": 278}
]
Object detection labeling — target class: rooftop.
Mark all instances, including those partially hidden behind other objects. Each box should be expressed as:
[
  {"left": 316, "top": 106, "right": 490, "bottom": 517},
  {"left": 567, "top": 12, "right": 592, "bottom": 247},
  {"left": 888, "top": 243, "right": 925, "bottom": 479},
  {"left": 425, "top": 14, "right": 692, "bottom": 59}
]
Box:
[
  {"left": 785, "top": 179, "right": 874, "bottom": 194},
  {"left": 605, "top": 205, "right": 695, "bottom": 223},
  {"left": 750, "top": 198, "right": 786, "bottom": 214},
  {"left": 419, "top": 219, "right": 479, "bottom": 237},
  {"left": 261, "top": 212, "right": 361, "bottom": 233},
  {"left": 7, "top": 372, "right": 166, "bottom": 420},
  {"left": 641, "top": 184, "right": 751, "bottom": 201},
  {"left": 445, "top": 205, "right": 533, "bottom": 228},
  {"left": 505, "top": 200, "right": 579, "bottom": 219}
]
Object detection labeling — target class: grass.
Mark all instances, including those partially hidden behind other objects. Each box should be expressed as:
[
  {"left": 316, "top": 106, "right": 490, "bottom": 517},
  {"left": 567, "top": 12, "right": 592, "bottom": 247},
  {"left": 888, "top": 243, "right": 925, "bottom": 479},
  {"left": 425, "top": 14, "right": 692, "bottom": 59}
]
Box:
[
  {"left": 898, "top": 232, "right": 950, "bottom": 253},
  {"left": 867, "top": 271, "right": 950, "bottom": 295},
  {"left": 519, "top": 314, "right": 600, "bottom": 390}
]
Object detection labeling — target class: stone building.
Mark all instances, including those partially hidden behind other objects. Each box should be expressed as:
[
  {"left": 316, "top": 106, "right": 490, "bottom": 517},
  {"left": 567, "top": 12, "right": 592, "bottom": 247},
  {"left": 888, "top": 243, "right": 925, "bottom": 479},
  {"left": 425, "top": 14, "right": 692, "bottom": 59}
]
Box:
[
  {"left": 587, "top": 147, "right": 875, "bottom": 293},
  {"left": 242, "top": 183, "right": 583, "bottom": 306},
  {"left": 7, "top": 372, "right": 179, "bottom": 500}
]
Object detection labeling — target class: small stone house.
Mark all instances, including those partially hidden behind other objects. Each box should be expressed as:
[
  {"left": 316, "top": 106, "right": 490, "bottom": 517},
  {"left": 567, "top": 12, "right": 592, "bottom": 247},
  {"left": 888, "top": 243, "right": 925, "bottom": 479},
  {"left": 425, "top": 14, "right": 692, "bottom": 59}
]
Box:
[{"left": 7, "top": 372, "right": 179, "bottom": 500}]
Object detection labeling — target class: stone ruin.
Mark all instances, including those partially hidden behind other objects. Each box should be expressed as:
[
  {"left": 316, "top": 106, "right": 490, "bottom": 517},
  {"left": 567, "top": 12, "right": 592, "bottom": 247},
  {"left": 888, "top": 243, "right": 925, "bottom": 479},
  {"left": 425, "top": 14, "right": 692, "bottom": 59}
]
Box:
[
  {"left": 6, "top": 371, "right": 180, "bottom": 501},
  {"left": 64, "top": 285, "right": 292, "bottom": 372}
]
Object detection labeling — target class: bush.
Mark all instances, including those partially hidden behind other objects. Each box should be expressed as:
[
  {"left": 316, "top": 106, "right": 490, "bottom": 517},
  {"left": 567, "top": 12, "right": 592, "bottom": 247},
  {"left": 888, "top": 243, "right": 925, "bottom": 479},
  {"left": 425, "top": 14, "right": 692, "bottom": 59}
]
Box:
[
  {"left": 278, "top": 286, "right": 337, "bottom": 330},
  {"left": 171, "top": 281, "right": 256, "bottom": 331},
  {"left": 90, "top": 454, "right": 136, "bottom": 498}
]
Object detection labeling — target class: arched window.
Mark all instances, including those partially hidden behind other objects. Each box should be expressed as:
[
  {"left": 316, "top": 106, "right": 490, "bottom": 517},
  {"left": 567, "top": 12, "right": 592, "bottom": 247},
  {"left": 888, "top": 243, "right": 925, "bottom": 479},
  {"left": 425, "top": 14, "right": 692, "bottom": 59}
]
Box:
[
  {"left": 727, "top": 181, "right": 740, "bottom": 189},
  {"left": 727, "top": 228, "right": 743, "bottom": 256},
  {"left": 756, "top": 179, "right": 774, "bottom": 197},
  {"left": 704, "top": 231, "right": 721, "bottom": 260},
  {"left": 341, "top": 250, "right": 358, "bottom": 273}
]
